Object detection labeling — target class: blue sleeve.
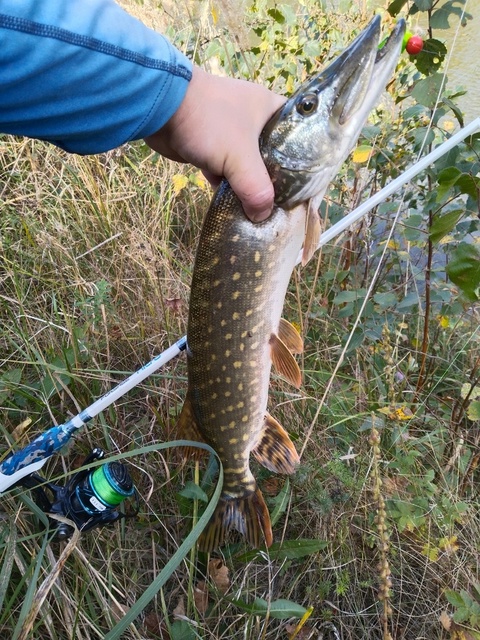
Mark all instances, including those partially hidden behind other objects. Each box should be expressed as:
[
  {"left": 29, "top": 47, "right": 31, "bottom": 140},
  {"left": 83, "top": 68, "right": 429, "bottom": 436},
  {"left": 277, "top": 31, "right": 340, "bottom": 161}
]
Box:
[{"left": 0, "top": 0, "right": 192, "bottom": 154}]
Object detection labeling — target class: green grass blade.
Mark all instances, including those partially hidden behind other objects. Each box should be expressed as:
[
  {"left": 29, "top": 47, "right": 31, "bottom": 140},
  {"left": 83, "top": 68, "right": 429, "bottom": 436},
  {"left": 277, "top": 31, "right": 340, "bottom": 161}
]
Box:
[
  {"left": 11, "top": 527, "right": 50, "bottom": 640},
  {"left": 0, "top": 516, "right": 17, "bottom": 614},
  {"left": 103, "top": 442, "right": 223, "bottom": 640}
]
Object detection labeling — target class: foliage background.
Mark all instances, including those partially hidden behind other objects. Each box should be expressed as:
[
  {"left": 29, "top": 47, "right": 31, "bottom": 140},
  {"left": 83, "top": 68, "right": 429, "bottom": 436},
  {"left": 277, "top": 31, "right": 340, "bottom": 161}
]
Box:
[{"left": 0, "top": 0, "right": 479, "bottom": 638}]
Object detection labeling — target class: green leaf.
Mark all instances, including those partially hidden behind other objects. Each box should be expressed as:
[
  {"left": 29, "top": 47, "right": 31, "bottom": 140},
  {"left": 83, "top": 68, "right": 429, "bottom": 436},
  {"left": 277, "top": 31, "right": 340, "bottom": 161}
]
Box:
[
  {"left": 457, "top": 174, "right": 480, "bottom": 199},
  {"left": 411, "top": 73, "right": 445, "bottom": 107},
  {"left": 270, "top": 478, "right": 291, "bottom": 526},
  {"left": 431, "top": 1, "right": 473, "bottom": 29},
  {"left": 236, "top": 538, "right": 328, "bottom": 563},
  {"left": 437, "top": 167, "right": 480, "bottom": 200},
  {"left": 397, "top": 292, "right": 420, "bottom": 310},
  {"left": 413, "top": 39, "right": 447, "bottom": 75},
  {"left": 442, "top": 96, "right": 465, "bottom": 127},
  {"left": 437, "top": 166, "right": 462, "bottom": 200},
  {"left": 333, "top": 289, "right": 366, "bottom": 304},
  {"left": 446, "top": 242, "right": 480, "bottom": 301},
  {"left": 467, "top": 401, "right": 480, "bottom": 421},
  {"left": 303, "top": 40, "right": 323, "bottom": 58},
  {"left": 270, "top": 539, "right": 328, "bottom": 560},
  {"left": 268, "top": 599, "right": 308, "bottom": 619},
  {"left": 170, "top": 620, "right": 197, "bottom": 640},
  {"left": 414, "top": 0, "right": 433, "bottom": 9},
  {"left": 178, "top": 481, "right": 208, "bottom": 503},
  {"left": 234, "top": 597, "right": 307, "bottom": 619},
  {"left": 429, "top": 209, "right": 463, "bottom": 243},
  {"left": 373, "top": 292, "right": 398, "bottom": 308},
  {"left": 0, "top": 368, "right": 22, "bottom": 403},
  {"left": 267, "top": 7, "right": 285, "bottom": 24},
  {"left": 403, "top": 213, "right": 424, "bottom": 242},
  {"left": 453, "top": 608, "right": 471, "bottom": 623},
  {"left": 387, "top": 0, "right": 409, "bottom": 16}
]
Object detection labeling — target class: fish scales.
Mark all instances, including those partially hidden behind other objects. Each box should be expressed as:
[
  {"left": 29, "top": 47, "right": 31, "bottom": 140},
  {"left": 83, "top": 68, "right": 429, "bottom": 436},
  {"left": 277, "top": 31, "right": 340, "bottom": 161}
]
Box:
[
  {"left": 187, "top": 187, "right": 306, "bottom": 484},
  {"left": 177, "top": 16, "right": 405, "bottom": 551}
]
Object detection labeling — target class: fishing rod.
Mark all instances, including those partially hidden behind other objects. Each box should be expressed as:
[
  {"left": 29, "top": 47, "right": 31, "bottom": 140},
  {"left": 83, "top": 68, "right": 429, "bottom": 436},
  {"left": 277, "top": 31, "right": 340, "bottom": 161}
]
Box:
[{"left": 0, "top": 117, "right": 478, "bottom": 531}]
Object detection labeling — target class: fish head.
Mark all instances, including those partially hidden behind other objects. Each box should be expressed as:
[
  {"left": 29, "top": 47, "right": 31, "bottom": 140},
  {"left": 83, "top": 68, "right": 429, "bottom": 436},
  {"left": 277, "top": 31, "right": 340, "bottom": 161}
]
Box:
[{"left": 260, "top": 16, "right": 405, "bottom": 209}]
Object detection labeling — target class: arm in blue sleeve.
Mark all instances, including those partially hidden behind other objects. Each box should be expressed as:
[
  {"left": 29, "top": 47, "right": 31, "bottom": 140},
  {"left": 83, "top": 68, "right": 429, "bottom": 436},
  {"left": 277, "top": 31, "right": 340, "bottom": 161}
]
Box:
[{"left": 0, "top": 0, "right": 192, "bottom": 154}]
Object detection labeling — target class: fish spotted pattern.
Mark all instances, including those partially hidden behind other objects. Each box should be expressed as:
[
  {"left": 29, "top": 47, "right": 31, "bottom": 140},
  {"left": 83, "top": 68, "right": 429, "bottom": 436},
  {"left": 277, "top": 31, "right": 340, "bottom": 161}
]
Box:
[{"left": 177, "top": 16, "right": 405, "bottom": 551}]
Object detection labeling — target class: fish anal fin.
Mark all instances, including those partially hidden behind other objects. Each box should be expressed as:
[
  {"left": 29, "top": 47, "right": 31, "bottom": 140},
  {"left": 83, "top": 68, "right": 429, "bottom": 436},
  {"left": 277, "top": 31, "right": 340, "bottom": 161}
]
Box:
[
  {"left": 302, "top": 197, "right": 322, "bottom": 266},
  {"left": 269, "top": 333, "right": 302, "bottom": 388},
  {"left": 253, "top": 412, "right": 300, "bottom": 474},
  {"left": 177, "top": 394, "right": 206, "bottom": 459},
  {"left": 198, "top": 489, "right": 273, "bottom": 552},
  {"left": 278, "top": 318, "right": 303, "bottom": 354}
]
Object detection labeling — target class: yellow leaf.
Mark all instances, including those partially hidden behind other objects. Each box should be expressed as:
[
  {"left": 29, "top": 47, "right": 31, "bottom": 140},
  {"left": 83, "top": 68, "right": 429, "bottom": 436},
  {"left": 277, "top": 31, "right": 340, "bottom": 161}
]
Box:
[
  {"left": 394, "top": 406, "right": 414, "bottom": 420},
  {"left": 378, "top": 406, "right": 394, "bottom": 418},
  {"left": 12, "top": 418, "right": 32, "bottom": 443},
  {"left": 439, "top": 535, "right": 459, "bottom": 554},
  {"left": 378, "top": 405, "right": 413, "bottom": 421},
  {"left": 285, "top": 74, "right": 295, "bottom": 95},
  {"left": 352, "top": 144, "right": 372, "bottom": 163},
  {"left": 172, "top": 173, "right": 189, "bottom": 195},
  {"left": 259, "top": 39, "right": 271, "bottom": 52},
  {"left": 438, "top": 315, "right": 450, "bottom": 328},
  {"left": 210, "top": 1, "right": 218, "bottom": 25},
  {"left": 440, "top": 234, "right": 454, "bottom": 244},
  {"left": 190, "top": 171, "right": 208, "bottom": 191},
  {"left": 288, "top": 606, "right": 314, "bottom": 640},
  {"left": 387, "top": 239, "right": 400, "bottom": 250},
  {"left": 461, "top": 383, "right": 480, "bottom": 400},
  {"left": 421, "top": 543, "right": 439, "bottom": 562}
]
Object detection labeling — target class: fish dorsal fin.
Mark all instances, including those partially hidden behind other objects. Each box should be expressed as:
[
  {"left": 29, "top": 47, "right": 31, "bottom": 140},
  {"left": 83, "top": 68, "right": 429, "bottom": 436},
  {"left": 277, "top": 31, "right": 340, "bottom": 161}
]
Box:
[
  {"left": 278, "top": 318, "right": 303, "bottom": 354},
  {"left": 269, "top": 333, "right": 302, "bottom": 388},
  {"left": 177, "top": 394, "right": 205, "bottom": 459},
  {"left": 302, "top": 196, "right": 322, "bottom": 266},
  {"left": 198, "top": 489, "right": 273, "bottom": 552},
  {"left": 252, "top": 413, "right": 300, "bottom": 474}
]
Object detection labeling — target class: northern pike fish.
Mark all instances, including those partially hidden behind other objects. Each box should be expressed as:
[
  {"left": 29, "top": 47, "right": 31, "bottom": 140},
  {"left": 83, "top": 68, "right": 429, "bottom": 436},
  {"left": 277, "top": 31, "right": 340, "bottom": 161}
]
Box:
[{"left": 178, "top": 16, "right": 405, "bottom": 551}]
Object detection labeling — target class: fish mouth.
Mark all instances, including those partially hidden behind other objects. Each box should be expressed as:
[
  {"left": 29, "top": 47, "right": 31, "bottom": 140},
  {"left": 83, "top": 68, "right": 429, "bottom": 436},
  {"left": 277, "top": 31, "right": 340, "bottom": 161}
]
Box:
[
  {"left": 308, "top": 16, "right": 405, "bottom": 128},
  {"left": 261, "top": 16, "right": 405, "bottom": 207}
]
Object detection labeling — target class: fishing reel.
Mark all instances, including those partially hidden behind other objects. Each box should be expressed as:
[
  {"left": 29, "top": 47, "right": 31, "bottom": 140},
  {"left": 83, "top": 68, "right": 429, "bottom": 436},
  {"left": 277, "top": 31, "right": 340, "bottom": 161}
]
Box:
[{"left": 20, "top": 448, "right": 139, "bottom": 540}]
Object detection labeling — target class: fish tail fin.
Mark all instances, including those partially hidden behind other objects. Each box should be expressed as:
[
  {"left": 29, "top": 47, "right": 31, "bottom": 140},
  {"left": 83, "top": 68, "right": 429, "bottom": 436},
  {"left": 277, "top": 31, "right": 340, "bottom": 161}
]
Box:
[
  {"left": 199, "top": 489, "right": 273, "bottom": 552},
  {"left": 177, "top": 394, "right": 206, "bottom": 460},
  {"left": 253, "top": 413, "right": 300, "bottom": 474}
]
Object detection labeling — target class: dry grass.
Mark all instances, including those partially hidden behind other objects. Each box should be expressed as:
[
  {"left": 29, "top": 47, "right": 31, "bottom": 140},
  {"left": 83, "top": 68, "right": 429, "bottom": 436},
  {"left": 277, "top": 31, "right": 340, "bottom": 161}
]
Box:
[{"left": 1, "top": 1, "right": 479, "bottom": 639}]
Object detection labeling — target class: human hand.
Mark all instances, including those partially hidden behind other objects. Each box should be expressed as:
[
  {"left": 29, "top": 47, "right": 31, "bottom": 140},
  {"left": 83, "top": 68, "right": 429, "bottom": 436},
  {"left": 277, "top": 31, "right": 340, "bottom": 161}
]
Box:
[{"left": 144, "top": 66, "right": 286, "bottom": 222}]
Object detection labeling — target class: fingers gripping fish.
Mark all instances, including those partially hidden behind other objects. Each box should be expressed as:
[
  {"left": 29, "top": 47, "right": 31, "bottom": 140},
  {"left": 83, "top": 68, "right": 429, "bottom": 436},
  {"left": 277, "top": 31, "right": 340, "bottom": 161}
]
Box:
[{"left": 177, "top": 17, "right": 405, "bottom": 552}]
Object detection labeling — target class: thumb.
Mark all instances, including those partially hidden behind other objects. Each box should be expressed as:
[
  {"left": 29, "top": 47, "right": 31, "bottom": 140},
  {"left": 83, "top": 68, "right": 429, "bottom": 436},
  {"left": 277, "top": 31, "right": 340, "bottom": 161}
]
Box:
[{"left": 224, "top": 143, "right": 275, "bottom": 223}]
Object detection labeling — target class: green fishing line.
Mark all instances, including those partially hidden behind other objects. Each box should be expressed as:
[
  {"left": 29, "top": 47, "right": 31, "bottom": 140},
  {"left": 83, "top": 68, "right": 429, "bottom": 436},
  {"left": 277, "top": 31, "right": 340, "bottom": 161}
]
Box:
[{"left": 91, "top": 463, "right": 134, "bottom": 506}]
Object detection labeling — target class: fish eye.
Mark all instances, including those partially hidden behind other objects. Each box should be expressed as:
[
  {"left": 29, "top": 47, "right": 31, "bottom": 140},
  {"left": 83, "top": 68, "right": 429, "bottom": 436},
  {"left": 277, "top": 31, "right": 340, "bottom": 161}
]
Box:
[{"left": 296, "top": 94, "right": 318, "bottom": 116}]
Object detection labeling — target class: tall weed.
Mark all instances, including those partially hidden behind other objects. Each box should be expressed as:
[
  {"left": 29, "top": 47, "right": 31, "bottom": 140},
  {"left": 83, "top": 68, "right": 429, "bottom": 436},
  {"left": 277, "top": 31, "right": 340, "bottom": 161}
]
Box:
[{"left": 0, "top": 0, "right": 478, "bottom": 638}]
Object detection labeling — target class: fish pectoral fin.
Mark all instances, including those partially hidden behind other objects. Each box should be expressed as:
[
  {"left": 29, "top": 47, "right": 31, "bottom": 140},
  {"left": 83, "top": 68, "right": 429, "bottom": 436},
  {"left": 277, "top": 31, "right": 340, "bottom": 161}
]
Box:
[
  {"left": 177, "top": 394, "right": 206, "bottom": 459},
  {"left": 302, "top": 196, "right": 323, "bottom": 266},
  {"left": 269, "top": 333, "right": 302, "bottom": 388},
  {"left": 278, "top": 318, "right": 303, "bottom": 354},
  {"left": 253, "top": 413, "right": 300, "bottom": 474},
  {"left": 199, "top": 489, "right": 273, "bottom": 552}
]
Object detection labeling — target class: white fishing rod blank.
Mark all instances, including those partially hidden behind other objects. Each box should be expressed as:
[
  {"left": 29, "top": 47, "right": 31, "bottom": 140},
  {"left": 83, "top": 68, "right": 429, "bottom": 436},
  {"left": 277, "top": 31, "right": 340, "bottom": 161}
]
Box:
[{"left": 1, "top": 118, "right": 478, "bottom": 493}]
